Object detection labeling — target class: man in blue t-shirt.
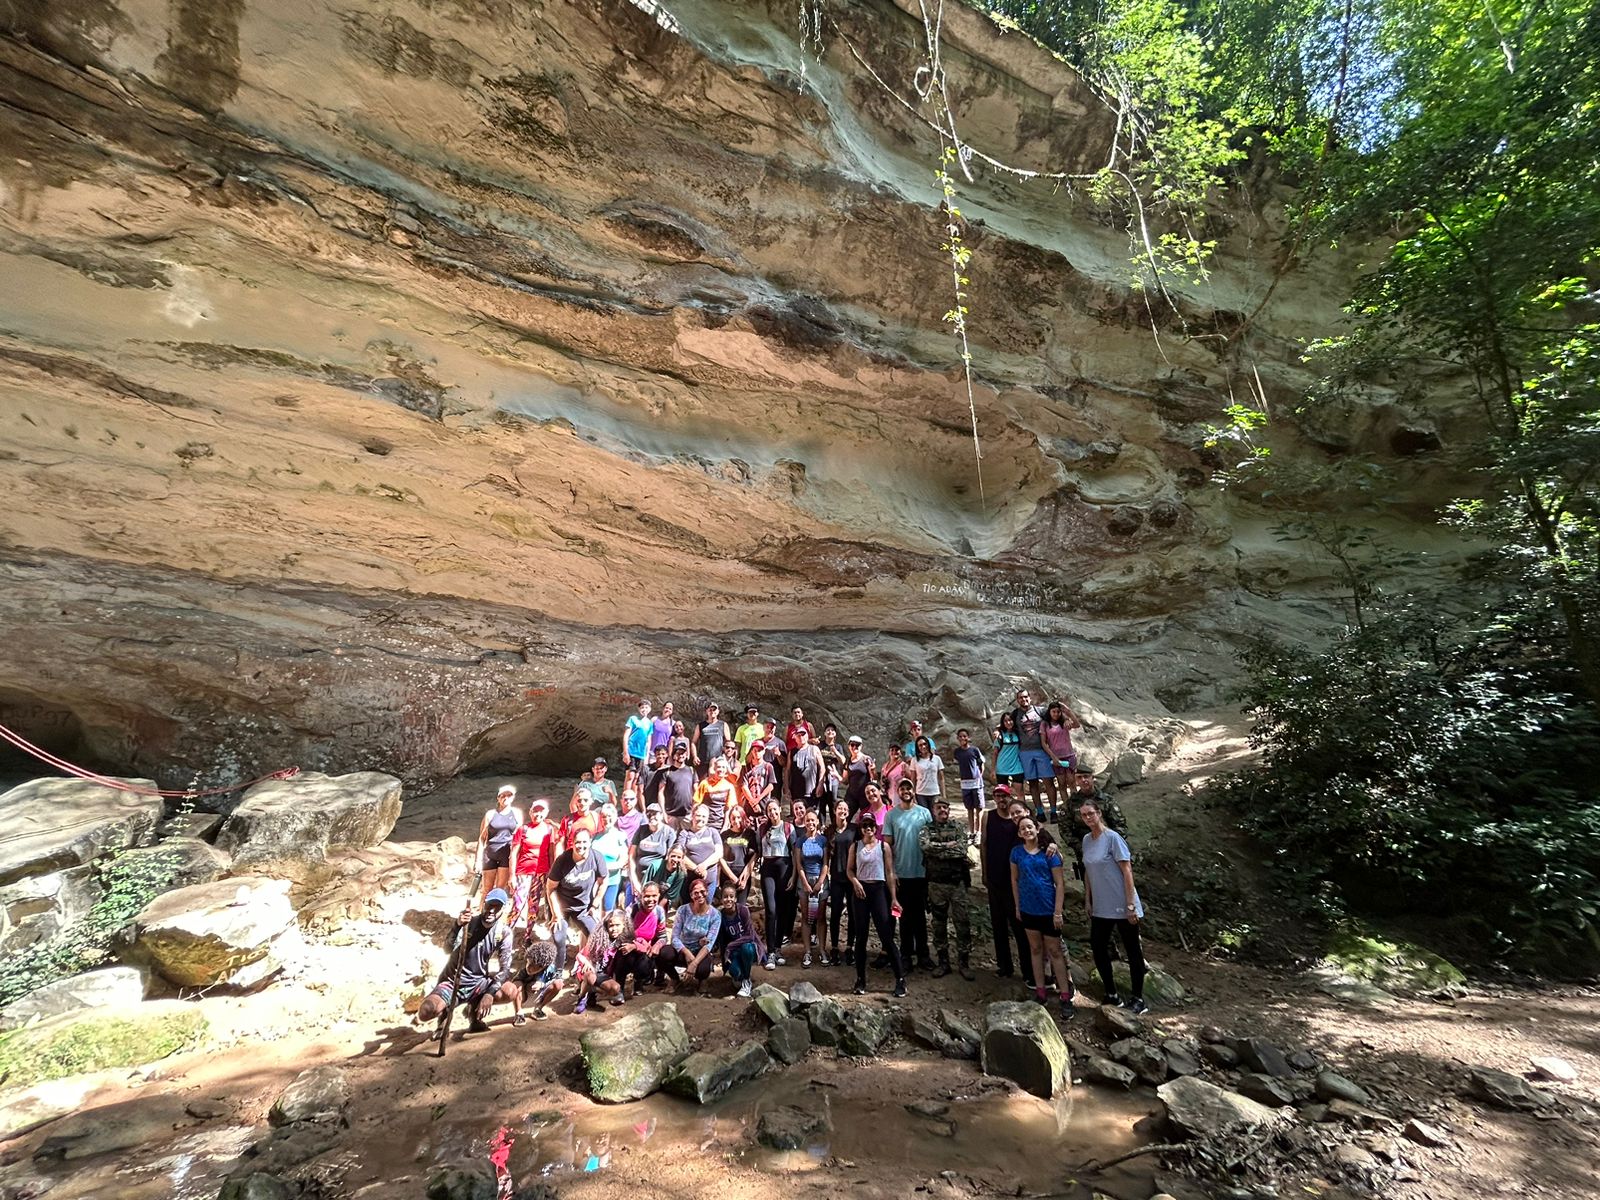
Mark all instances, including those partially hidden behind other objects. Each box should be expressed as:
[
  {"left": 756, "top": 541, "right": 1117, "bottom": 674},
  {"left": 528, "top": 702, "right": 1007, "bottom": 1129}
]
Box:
[
  {"left": 622, "top": 700, "right": 653, "bottom": 773},
  {"left": 952, "top": 728, "right": 986, "bottom": 841},
  {"left": 884, "top": 779, "right": 934, "bottom": 970}
]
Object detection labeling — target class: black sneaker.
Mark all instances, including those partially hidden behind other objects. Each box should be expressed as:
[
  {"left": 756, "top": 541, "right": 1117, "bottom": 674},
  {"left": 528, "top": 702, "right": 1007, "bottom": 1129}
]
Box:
[
  {"left": 853, "top": 980, "right": 868, "bottom": 995},
  {"left": 1130, "top": 998, "right": 1149, "bottom": 1015},
  {"left": 1102, "top": 991, "right": 1124, "bottom": 1007},
  {"left": 893, "top": 978, "right": 908, "bottom": 998}
]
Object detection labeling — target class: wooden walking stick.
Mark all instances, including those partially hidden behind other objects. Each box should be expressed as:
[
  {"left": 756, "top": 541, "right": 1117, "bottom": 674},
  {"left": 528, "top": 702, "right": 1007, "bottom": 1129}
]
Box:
[{"left": 435, "top": 868, "right": 483, "bottom": 1058}]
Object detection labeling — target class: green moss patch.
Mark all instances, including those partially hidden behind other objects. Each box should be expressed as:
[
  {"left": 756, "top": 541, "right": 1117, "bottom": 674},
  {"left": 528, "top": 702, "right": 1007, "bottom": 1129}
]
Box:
[
  {"left": 1323, "top": 927, "right": 1466, "bottom": 995},
  {"left": 0, "top": 1003, "right": 206, "bottom": 1092}
]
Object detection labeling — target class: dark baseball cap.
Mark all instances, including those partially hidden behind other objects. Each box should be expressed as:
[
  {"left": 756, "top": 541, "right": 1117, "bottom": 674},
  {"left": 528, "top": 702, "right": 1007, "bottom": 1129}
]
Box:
[{"left": 593, "top": 756, "right": 607, "bottom": 766}]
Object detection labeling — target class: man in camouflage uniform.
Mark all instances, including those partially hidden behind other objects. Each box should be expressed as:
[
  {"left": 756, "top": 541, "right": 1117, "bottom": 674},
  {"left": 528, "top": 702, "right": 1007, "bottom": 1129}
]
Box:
[{"left": 920, "top": 796, "right": 975, "bottom": 979}]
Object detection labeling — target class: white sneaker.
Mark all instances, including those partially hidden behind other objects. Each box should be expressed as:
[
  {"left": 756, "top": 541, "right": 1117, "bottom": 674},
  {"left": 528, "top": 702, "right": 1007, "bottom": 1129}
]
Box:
[
  {"left": 775, "top": 955, "right": 788, "bottom": 966},
  {"left": 764, "top": 955, "right": 777, "bottom": 971},
  {"left": 737, "top": 980, "right": 752, "bottom": 999},
  {"left": 802, "top": 953, "right": 812, "bottom": 968}
]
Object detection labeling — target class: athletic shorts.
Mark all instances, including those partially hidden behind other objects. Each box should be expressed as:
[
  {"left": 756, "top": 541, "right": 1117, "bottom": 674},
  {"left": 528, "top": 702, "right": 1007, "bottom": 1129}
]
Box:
[
  {"left": 483, "top": 844, "right": 511, "bottom": 870},
  {"left": 961, "top": 785, "right": 983, "bottom": 812},
  {"left": 428, "top": 976, "right": 493, "bottom": 1008},
  {"left": 1020, "top": 749, "right": 1056, "bottom": 781},
  {"left": 1017, "top": 911, "right": 1061, "bottom": 934},
  {"left": 1051, "top": 756, "right": 1078, "bottom": 778}
]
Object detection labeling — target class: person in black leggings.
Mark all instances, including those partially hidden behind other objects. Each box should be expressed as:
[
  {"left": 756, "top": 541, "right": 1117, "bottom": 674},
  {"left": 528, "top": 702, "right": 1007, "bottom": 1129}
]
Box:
[
  {"left": 846, "top": 811, "right": 906, "bottom": 997},
  {"left": 825, "top": 799, "right": 856, "bottom": 964},
  {"left": 758, "top": 799, "right": 802, "bottom": 970},
  {"left": 1079, "top": 797, "right": 1149, "bottom": 1012}
]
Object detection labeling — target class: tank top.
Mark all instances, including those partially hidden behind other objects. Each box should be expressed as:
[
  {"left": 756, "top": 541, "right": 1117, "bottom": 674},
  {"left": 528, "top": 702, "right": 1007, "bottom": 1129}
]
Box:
[
  {"left": 486, "top": 807, "right": 519, "bottom": 852},
  {"left": 830, "top": 827, "right": 857, "bottom": 875},
  {"left": 855, "top": 839, "right": 886, "bottom": 882},
  {"left": 761, "top": 821, "right": 794, "bottom": 861},
  {"left": 697, "top": 720, "right": 726, "bottom": 761}
]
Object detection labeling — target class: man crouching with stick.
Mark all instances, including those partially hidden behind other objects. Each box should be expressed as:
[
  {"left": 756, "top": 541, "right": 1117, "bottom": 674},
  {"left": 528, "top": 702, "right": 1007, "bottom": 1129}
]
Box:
[{"left": 419, "top": 887, "right": 516, "bottom": 1047}]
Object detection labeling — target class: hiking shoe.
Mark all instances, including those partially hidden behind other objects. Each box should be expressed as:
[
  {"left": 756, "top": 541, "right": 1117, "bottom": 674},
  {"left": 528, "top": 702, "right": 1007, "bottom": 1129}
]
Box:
[
  {"left": 512, "top": 1012, "right": 528, "bottom": 1027},
  {"left": 775, "top": 955, "right": 787, "bottom": 966},
  {"left": 737, "top": 980, "right": 752, "bottom": 999},
  {"left": 893, "top": 978, "right": 908, "bottom": 998},
  {"left": 958, "top": 961, "right": 975, "bottom": 982},
  {"left": 572, "top": 992, "right": 590, "bottom": 1016},
  {"left": 853, "top": 980, "right": 868, "bottom": 995},
  {"left": 932, "top": 961, "right": 951, "bottom": 978},
  {"left": 1102, "top": 991, "right": 1124, "bottom": 1008},
  {"left": 531, "top": 1007, "right": 548, "bottom": 1021},
  {"left": 1059, "top": 997, "right": 1075, "bottom": 1021},
  {"left": 764, "top": 955, "right": 777, "bottom": 971},
  {"left": 817, "top": 951, "right": 830, "bottom": 966},
  {"left": 610, "top": 993, "right": 625, "bottom": 1007},
  {"left": 1130, "top": 998, "right": 1149, "bottom": 1015},
  {"left": 802, "top": 952, "right": 812, "bottom": 968}
]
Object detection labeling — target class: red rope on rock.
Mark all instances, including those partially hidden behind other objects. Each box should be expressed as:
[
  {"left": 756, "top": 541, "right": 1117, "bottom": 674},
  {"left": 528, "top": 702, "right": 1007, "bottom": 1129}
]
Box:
[{"left": 0, "top": 720, "right": 300, "bottom": 797}]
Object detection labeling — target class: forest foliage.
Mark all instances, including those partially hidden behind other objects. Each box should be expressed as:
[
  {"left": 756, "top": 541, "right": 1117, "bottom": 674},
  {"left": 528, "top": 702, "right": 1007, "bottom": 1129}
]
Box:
[{"left": 973, "top": 0, "right": 1600, "bottom": 968}]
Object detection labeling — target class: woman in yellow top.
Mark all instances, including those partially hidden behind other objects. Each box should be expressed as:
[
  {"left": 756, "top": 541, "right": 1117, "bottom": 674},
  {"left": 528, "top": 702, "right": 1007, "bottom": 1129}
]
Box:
[{"left": 694, "top": 755, "right": 740, "bottom": 829}]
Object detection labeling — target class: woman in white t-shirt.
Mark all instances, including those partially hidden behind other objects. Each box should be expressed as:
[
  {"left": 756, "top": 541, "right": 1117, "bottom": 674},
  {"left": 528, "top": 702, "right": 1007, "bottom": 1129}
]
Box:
[{"left": 911, "top": 736, "right": 944, "bottom": 808}]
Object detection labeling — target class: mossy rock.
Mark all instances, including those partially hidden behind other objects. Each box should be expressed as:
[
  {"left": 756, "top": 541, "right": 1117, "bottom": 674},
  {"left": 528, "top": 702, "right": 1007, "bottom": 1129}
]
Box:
[
  {"left": 1322, "top": 928, "right": 1465, "bottom": 996},
  {"left": 1108, "top": 961, "right": 1186, "bottom": 1006},
  {"left": 0, "top": 1000, "right": 205, "bottom": 1092}
]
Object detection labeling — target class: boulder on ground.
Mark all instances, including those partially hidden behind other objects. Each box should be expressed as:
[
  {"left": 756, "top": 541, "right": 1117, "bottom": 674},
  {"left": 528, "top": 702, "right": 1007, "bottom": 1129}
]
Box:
[
  {"left": 787, "top": 981, "right": 824, "bottom": 1009},
  {"left": 0, "top": 965, "right": 149, "bottom": 1030},
  {"left": 269, "top": 1065, "right": 351, "bottom": 1126},
  {"left": 1162, "top": 1039, "right": 1203, "bottom": 1078},
  {"left": 839, "top": 1004, "right": 896, "bottom": 1058},
  {"left": 1320, "top": 930, "right": 1464, "bottom": 997},
  {"left": 754, "top": 991, "right": 791, "bottom": 1024},
  {"left": 1235, "top": 1073, "right": 1297, "bottom": 1107},
  {"left": 1081, "top": 1055, "right": 1137, "bottom": 1089},
  {"left": 1231, "top": 1036, "right": 1294, "bottom": 1078},
  {"left": 980, "top": 1001, "right": 1070, "bottom": 1098},
  {"left": 1110, "top": 1039, "right": 1169, "bottom": 1085},
  {"left": 1110, "top": 961, "right": 1185, "bottom": 1006},
  {"left": 0, "top": 1000, "right": 205, "bottom": 1092},
  {"left": 217, "top": 771, "right": 403, "bottom": 874},
  {"left": 1158, "top": 1076, "right": 1290, "bottom": 1139},
  {"left": 1530, "top": 1056, "right": 1578, "bottom": 1084},
  {"left": 1096, "top": 1004, "right": 1142, "bottom": 1037},
  {"left": 0, "top": 778, "right": 163, "bottom": 954},
  {"left": 0, "top": 778, "right": 163, "bottom": 887},
  {"left": 806, "top": 997, "right": 846, "bottom": 1047},
  {"left": 663, "top": 1039, "right": 770, "bottom": 1103},
  {"left": 125, "top": 875, "right": 297, "bottom": 988},
  {"left": 1314, "top": 1070, "right": 1373, "bottom": 1106},
  {"left": 905, "top": 1012, "right": 966, "bottom": 1057},
  {"left": 938, "top": 1009, "right": 981, "bottom": 1048},
  {"left": 1466, "top": 1066, "right": 1556, "bottom": 1111},
  {"left": 33, "top": 1101, "right": 183, "bottom": 1161},
  {"left": 768, "top": 1017, "right": 811, "bottom": 1065},
  {"left": 756, "top": 1104, "right": 827, "bottom": 1150},
  {"left": 1200, "top": 1043, "right": 1239, "bottom": 1068},
  {"left": 158, "top": 811, "right": 225, "bottom": 842},
  {"left": 579, "top": 1002, "right": 689, "bottom": 1102}
]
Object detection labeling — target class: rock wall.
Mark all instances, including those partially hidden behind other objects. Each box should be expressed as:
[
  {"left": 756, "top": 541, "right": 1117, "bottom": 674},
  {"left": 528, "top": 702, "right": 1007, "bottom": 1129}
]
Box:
[{"left": 0, "top": 0, "right": 1457, "bottom": 789}]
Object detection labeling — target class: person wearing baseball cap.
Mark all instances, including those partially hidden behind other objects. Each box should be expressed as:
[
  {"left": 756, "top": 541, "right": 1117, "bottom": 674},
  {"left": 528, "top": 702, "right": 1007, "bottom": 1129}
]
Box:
[
  {"left": 509, "top": 799, "right": 556, "bottom": 934},
  {"left": 575, "top": 757, "right": 618, "bottom": 812},
  {"left": 843, "top": 735, "right": 875, "bottom": 816},
  {"left": 418, "top": 888, "right": 515, "bottom": 1035}
]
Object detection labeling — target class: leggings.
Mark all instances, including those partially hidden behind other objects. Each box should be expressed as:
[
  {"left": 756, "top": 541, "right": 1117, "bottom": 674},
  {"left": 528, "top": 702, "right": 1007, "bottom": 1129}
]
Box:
[
  {"left": 1090, "top": 916, "right": 1147, "bottom": 999},
  {"left": 656, "top": 944, "right": 713, "bottom": 984},
  {"left": 723, "top": 941, "right": 759, "bottom": 983},
  {"left": 850, "top": 880, "right": 903, "bottom": 983},
  {"left": 551, "top": 908, "right": 599, "bottom": 974},
  {"left": 761, "top": 858, "right": 798, "bottom": 952},
  {"left": 828, "top": 875, "right": 853, "bottom": 950},
  {"left": 610, "top": 947, "right": 654, "bottom": 992}
]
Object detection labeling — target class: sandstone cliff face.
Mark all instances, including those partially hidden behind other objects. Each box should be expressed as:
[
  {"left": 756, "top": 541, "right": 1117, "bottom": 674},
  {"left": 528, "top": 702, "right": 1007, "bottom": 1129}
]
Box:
[{"left": 0, "top": 0, "right": 1447, "bottom": 788}]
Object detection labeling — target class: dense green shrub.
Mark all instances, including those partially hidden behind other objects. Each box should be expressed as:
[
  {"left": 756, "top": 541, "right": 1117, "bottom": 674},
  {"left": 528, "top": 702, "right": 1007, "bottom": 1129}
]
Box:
[{"left": 1210, "top": 606, "right": 1600, "bottom": 974}]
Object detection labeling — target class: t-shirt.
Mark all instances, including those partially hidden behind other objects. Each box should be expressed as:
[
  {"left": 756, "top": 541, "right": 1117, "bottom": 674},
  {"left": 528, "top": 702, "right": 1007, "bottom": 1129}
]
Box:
[
  {"left": 694, "top": 775, "right": 738, "bottom": 828},
  {"left": 734, "top": 721, "right": 764, "bottom": 762},
  {"left": 549, "top": 847, "right": 607, "bottom": 909},
  {"left": 801, "top": 833, "right": 828, "bottom": 883},
  {"left": 625, "top": 714, "right": 653, "bottom": 759},
  {"left": 1010, "top": 843, "right": 1063, "bottom": 916},
  {"left": 954, "top": 746, "right": 985, "bottom": 787},
  {"left": 650, "top": 766, "right": 697, "bottom": 819},
  {"left": 695, "top": 720, "right": 727, "bottom": 764},
  {"left": 882, "top": 760, "right": 907, "bottom": 799},
  {"left": 904, "top": 735, "right": 937, "bottom": 758},
  {"left": 631, "top": 823, "right": 675, "bottom": 882},
  {"left": 630, "top": 903, "right": 668, "bottom": 946},
  {"left": 577, "top": 777, "right": 618, "bottom": 809},
  {"left": 994, "top": 731, "right": 1023, "bottom": 778},
  {"left": 1043, "top": 724, "right": 1076, "bottom": 762},
  {"left": 1082, "top": 830, "right": 1144, "bottom": 919},
  {"left": 510, "top": 822, "right": 555, "bottom": 875},
  {"left": 788, "top": 745, "right": 823, "bottom": 799},
  {"left": 844, "top": 755, "right": 874, "bottom": 808},
  {"left": 672, "top": 904, "right": 722, "bottom": 953},
  {"left": 784, "top": 721, "right": 816, "bottom": 751},
  {"left": 715, "top": 902, "right": 758, "bottom": 952},
  {"left": 884, "top": 803, "right": 933, "bottom": 878},
  {"left": 830, "top": 826, "right": 857, "bottom": 875},
  {"left": 593, "top": 828, "right": 629, "bottom": 883},
  {"left": 722, "top": 830, "right": 754, "bottom": 881},
  {"left": 911, "top": 755, "right": 944, "bottom": 796},
  {"left": 982, "top": 812, "right": 1021, "bottom": 883},
  {"left": 1013, "top": 705, "right": 1045, "bottom": 752},
  {"left": 677, "top": 826, "right": 723, "bottom": 890}
]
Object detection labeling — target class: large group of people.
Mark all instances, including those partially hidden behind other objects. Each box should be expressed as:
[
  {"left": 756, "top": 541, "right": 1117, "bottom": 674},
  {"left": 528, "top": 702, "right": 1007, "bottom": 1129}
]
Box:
[{"left": 419, "top": 691, "right": 1152, "bottom": 1039}]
